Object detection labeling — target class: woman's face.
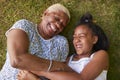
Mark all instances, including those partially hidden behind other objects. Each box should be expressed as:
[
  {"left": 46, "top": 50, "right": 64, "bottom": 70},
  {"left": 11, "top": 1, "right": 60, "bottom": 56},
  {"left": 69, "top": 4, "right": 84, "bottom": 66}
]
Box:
[
  {"left": 73, "top": 25, "right": 97, "bottom": 55},
  {"left": 40, "top": 10, "right": 69, "bottom": 39}
]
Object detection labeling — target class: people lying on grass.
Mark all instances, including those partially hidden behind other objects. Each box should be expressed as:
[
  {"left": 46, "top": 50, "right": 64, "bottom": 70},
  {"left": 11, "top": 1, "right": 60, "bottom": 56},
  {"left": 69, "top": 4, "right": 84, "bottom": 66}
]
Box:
[{"left": 17, "top": 13, "right": 109, "bottom": 80}]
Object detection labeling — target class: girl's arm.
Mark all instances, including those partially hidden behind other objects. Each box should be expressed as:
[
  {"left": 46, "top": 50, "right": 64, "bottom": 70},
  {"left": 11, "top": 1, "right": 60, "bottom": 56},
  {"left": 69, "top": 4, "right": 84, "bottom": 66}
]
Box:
[{"left": 35, "top": 50, "right": 109, "bottom": 80}]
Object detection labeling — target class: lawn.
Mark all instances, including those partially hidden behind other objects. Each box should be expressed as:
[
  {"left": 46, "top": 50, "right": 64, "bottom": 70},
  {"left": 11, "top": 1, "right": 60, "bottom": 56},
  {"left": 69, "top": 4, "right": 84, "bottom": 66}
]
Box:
[{"left": 0, "top": 0, "right": 120, "bottom": 80}]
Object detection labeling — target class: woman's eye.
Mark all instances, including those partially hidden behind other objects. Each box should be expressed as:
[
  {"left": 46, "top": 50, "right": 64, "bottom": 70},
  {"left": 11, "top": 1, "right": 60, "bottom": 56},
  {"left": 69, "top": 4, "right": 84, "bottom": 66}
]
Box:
[{"left": 55, "top": 16, "right": 60, "bottom": 21}]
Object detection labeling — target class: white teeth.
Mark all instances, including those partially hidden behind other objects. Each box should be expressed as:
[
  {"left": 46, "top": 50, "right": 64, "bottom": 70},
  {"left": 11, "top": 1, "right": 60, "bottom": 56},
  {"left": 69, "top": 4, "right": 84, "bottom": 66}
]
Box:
[
  {"left": 77, "top": 45, "right": 81, "bottom": 48},
  {"left": 76, "top": 44, "right": 82, "bottom": 48},
  {"left": 51, "top": 25, "right": 57, "bottom": 32}
]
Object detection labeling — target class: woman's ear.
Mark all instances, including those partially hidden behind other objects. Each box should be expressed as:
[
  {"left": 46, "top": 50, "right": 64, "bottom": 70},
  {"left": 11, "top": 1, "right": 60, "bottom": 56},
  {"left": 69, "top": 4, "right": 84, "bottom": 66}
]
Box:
[
  {"left": 41, "top": 10, "right": 48, "bottom": 19},
  {"left": 93, "top": 36, "right": 98, "bottom": 44},
  {"left": 43, "top": 10, "right": 49, "bottom": 16}
]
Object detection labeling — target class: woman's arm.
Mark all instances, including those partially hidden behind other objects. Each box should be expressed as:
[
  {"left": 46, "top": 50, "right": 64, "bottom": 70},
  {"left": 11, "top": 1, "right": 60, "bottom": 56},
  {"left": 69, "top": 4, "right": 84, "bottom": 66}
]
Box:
[
  {"left": 7, "top": 29, "right": 50, "bottom": 71},
  {"left": 7, "top": 29, "right": 72, "bottom": 72}
]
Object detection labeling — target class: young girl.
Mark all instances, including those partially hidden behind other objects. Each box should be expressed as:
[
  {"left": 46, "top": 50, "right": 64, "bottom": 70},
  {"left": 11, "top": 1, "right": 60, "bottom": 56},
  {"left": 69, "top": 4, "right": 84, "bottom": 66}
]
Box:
[{"left": 17, "top": 13, "right": 109, "bottom": 80}]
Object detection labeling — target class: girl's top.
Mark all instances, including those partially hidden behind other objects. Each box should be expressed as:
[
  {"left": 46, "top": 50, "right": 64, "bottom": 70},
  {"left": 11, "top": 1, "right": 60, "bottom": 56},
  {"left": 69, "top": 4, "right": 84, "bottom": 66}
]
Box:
[
  {"left": 68, "top": 53, "right": 107, "bottom": 80},
  {"left": 0, "top": 19, "right": 69, "bottom": 80}
]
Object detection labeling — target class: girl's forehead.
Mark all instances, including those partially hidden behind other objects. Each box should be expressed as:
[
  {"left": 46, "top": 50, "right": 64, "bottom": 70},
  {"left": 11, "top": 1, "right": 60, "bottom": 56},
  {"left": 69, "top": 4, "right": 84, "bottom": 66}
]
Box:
[
  {"left": 74, "top": 25, "right": 93, "bottom": 34},
  {"left": 75, "top": 25, "right": 90, "bottom": 31}
]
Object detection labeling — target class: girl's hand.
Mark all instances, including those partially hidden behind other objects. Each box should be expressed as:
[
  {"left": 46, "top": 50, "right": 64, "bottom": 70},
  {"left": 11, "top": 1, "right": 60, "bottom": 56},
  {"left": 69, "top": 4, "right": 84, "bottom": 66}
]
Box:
[{"left": 17, "top": 70, "right": 40, "bottom": 80}]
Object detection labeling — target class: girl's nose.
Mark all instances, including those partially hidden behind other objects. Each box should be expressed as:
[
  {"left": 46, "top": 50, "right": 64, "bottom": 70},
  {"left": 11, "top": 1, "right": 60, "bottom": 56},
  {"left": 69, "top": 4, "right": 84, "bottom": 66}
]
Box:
[{"left": 74, "top": 37, "right": 81, "bottom": 43}]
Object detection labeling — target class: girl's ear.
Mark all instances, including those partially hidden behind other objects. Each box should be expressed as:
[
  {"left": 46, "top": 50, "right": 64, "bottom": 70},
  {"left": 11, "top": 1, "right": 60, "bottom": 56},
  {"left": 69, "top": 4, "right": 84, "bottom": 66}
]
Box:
[{"left": 93, "top": 36, "right": 98, "bottom": 44}]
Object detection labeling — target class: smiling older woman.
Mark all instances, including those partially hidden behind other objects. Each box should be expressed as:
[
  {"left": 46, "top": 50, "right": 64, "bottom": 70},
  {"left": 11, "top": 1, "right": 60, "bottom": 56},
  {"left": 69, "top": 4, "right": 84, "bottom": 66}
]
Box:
[{"left": 0, "top": 3, "right": 72, "bottom": 80}]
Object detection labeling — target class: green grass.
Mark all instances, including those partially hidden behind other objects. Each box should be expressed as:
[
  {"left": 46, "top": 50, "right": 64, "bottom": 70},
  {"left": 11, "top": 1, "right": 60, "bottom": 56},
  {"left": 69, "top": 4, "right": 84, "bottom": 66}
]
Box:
[{"left": 0, "top": 0, "right": 120, "bottom": 80}]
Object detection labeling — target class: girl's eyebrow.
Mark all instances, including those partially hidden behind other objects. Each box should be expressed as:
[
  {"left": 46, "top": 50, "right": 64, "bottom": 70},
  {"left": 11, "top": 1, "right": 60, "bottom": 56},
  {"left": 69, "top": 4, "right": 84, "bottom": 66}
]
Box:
[
  {"left": 73, "top": 33, "right": 86, "bottom": 37},
  {"left": 74, "top": 33, "right": 86, "bottom": 35}
]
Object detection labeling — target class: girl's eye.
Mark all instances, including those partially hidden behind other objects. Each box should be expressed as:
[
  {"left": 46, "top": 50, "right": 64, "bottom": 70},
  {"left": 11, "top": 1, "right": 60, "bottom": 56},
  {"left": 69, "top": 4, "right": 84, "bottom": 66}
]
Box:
[
  {"left": 79, "top": 36, "right": 85, "bottom": 39},
  {"left": 80, "top": 34, "right": 86, "bottom": 37},
  {"left": 73, "top": 34, "right": 86, "bottom": 39},
  {"left": 80, "top": 35, "right": 85, "bottom": 37}
]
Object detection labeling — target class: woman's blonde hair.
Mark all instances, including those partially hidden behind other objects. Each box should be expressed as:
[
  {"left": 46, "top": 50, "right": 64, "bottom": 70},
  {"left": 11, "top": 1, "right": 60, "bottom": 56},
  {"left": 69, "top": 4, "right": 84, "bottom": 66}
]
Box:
[{"left": 46, "top": 3, "right": 70, "bottom": 19}]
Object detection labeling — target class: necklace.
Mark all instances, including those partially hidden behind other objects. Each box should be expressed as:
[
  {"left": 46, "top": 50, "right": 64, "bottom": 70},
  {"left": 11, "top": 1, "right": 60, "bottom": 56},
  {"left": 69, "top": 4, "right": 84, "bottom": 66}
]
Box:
[{"left": 35, "top": 25, "right": 53, "bottom": 60}]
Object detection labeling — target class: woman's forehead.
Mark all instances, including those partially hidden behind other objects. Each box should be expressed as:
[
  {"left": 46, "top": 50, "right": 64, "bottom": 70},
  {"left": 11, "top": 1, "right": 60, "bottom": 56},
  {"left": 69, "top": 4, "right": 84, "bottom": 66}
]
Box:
[{"left": 47, "top": 10, "right": 69, "bottom": 18}]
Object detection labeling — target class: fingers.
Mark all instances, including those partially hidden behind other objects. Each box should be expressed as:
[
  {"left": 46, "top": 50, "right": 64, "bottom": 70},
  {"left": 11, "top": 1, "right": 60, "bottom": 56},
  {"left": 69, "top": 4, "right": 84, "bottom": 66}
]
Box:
[
  {"left": 17, "top": 73, "right": 21, "bottom": 80},
  {"left": 17, "top": 70, "right": 28, "bottom": 80},
  {"left": 17, "top": 70, "right": 39, "bottom": 80}
]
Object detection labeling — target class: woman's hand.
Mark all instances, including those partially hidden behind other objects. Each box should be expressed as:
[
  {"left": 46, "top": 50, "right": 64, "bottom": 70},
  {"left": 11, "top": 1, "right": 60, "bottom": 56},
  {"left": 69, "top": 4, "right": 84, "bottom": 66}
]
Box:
[{"left": 17, "top": 70, "right": 40, "bottom": 80}]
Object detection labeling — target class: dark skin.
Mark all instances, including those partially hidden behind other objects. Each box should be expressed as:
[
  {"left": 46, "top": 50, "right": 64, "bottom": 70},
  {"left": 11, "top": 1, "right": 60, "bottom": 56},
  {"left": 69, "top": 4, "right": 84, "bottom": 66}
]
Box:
[
  {"left": 17, "top": 25, "right": 109, "bottom": 80},
  {"left": 7, "top": 9, "right": 72, "bottom": 80},
  {"left": 38, "top": 10, "right": 69, "bottom": 40}
]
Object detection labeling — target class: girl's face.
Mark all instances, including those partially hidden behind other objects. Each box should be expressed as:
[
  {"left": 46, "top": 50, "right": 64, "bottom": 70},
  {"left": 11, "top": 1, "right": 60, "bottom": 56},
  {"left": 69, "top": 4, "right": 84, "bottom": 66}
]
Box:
[
  {"left": 73, "top": 25, "right": 98, "bottom": 55},
  {"left": 40, "top": 10, "right": 69, "bottom": 39}
]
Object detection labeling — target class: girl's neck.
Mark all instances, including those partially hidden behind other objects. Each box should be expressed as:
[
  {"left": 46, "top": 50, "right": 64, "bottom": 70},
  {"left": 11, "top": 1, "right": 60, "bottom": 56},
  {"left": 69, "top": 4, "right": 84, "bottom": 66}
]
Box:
[{"left": 73, "top": 53, "right": 91, "bottom": 61}]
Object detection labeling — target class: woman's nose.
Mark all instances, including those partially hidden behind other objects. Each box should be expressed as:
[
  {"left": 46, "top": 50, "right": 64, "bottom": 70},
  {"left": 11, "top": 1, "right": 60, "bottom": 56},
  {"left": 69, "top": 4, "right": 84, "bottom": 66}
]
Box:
[
  {"left": 56, "top": 22, "right": 64, "bottom": 30},
  {"left": 57, "top": 21, "right": 64, "bottom": 27}
]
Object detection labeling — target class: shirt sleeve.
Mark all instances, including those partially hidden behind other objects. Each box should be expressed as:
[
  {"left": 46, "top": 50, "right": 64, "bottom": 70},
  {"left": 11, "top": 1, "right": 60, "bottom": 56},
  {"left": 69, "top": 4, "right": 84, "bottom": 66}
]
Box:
[
  {"left": 58, "top": 36, "right": 69, "bottom": 62},
  {"left": 5, "top": 19, "right": 34, "bottom": 37}
]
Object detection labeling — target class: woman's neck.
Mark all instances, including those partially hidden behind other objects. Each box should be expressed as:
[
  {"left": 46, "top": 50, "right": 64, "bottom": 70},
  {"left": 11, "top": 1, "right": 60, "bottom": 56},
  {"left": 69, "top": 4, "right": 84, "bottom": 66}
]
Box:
[{"left": 37, "top": 24, "right": 50, "bottom": 40}]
